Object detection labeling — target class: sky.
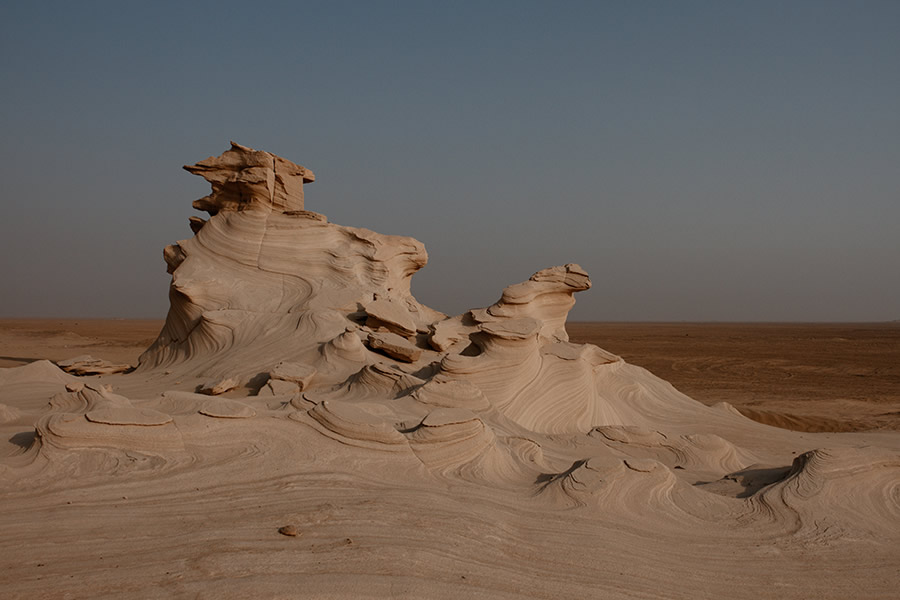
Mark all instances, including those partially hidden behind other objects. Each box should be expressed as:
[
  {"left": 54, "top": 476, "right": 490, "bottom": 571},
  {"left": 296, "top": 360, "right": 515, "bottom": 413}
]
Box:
[{"left": 1, "top": 1, "right": 898, "bottom": 321}]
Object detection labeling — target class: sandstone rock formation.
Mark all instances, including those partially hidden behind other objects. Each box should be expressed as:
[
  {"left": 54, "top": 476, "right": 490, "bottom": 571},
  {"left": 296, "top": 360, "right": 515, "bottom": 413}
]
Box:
[
  {"left": 1, "top": 144, "right": 898, "bottom": 600},
  {"left": 136, "top": 144, "right": 640, "bottom": 436},
  {"left": 185, "top": 141, "right": 315, "bottom": 214}
]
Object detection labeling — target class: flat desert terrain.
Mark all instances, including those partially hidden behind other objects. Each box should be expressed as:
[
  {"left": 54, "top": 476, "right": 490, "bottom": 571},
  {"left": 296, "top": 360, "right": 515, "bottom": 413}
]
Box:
[
  {"left": 3, "top": 319, "right": 897, "bottom": 432},
  {"left": 0, "top": 319, "right": 162, "bottom": 369},
  {"left": 570, "top": 321, "right": 900, "bottom": 432}
]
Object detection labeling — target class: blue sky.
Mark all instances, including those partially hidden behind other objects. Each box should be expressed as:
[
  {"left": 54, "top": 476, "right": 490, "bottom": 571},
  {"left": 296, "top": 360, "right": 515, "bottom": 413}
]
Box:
[{"left": 1, "top": 1, "right": 898, "bottom": 320}]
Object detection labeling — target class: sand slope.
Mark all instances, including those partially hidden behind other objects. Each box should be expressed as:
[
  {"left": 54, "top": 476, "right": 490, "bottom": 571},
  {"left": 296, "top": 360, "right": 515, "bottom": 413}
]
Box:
[{"left": 1, "top": 144, "right": 898, "bottom": 599}]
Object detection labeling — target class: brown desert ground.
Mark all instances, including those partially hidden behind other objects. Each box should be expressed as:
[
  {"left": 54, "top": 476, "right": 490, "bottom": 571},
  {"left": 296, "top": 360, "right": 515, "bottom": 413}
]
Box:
[
  {"left": 570, "top": 321, "right": 900, "bottom": 433},
  {"left": 3, "top": 318, "right": 897, "bottom": 433}
]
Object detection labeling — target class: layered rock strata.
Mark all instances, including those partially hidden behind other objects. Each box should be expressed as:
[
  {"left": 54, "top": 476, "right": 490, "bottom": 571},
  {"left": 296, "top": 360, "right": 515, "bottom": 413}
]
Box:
[{"left": 1, "top": 144, "right": 898, "bottom": 600}]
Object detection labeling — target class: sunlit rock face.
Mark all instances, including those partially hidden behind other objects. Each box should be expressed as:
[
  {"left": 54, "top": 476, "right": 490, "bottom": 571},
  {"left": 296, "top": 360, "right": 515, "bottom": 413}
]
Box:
[
  {"left": 184, "top": 141, "right": 315, "bottom": 214},
  {"left": 137, "top": 142, "right": 640, "bottom": 434},
  {"left": 138, "top": 143, "right": 436, "bottom": 386}
]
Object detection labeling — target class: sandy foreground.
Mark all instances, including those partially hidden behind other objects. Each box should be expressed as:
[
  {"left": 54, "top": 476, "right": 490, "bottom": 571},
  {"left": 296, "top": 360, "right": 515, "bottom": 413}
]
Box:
[
  {"left": 1, "top": 144, "right": 898, "bottom": 599},
  {"left": 1, "top": 319, "right": 898, "bottom": 599}
]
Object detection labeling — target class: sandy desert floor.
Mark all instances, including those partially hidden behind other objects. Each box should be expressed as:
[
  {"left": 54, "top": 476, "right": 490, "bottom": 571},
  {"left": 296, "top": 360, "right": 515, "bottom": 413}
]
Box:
[
  {"left": 3, "top": 318, "right": 897, "bottom": 433},
  {"left": 569, "top": 322, "right": 900, "bottom": 432},
  {"left": 0, "top": 319, "right": 163, "bottom": 369},
  {"left": 2, "top": 319, "right": 899, "bottom": 599}
]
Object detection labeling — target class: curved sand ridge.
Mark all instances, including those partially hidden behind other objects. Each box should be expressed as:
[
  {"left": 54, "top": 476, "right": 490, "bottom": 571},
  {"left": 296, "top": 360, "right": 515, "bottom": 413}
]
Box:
[{"left": 1, "top": 143, "right": 898, "bottom": 599}]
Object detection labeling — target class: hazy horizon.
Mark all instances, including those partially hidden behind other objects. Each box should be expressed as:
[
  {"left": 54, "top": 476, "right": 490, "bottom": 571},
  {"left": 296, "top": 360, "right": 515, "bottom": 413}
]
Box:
[{"left": 2, "top": 1, "right": 898, "bottom": 321}]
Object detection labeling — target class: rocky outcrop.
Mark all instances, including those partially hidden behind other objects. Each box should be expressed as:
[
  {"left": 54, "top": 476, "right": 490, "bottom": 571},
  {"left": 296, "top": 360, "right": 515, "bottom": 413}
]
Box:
[
  {"left": 136, "top": 143, "right": 711, "bottom": 436},
  {"left": 366, "top": 331, "right": 422, "bottom": 363},
  {"left": 138, "top": 143, "right": 439, "bottom": 381},
  {"left": 185, "top": 141, "right": 315, "bottom": 214}
]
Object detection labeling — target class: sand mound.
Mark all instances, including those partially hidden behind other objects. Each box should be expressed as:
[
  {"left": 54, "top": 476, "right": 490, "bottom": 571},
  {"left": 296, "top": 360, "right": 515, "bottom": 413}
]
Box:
[{"left": 1, "top": 143, "right": 898, "bottom": 599}]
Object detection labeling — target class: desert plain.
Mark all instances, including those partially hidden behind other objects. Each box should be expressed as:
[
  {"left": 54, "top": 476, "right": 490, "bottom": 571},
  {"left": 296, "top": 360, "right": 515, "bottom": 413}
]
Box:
[{"left": 1, "top": 144, "right": 898, "bottom": 599}]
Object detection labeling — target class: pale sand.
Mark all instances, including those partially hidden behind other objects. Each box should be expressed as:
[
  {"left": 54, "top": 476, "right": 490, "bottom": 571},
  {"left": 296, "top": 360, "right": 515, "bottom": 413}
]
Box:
[
  {"left": 4, "top": 319, "right": 896, "bottom": 431},
  {"left": 1, "top": 144, "right": 897, "bottom": 599}
]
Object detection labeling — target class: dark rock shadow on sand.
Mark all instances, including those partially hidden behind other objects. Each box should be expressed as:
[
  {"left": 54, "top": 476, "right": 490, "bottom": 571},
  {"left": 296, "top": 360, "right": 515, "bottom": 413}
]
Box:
[
  {"left": 695, "top": 465, "right": 793, "bottom": 498},
  {"left": 8, "top": 431, "right": 36, "bottom": 450}
]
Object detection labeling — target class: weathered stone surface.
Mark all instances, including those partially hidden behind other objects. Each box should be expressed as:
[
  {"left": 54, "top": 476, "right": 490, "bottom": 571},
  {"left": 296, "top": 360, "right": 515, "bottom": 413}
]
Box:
[
  {"left": 486, "top": 263, "right": 591, "bottom": 343},
  {"left": 259, "top": 378, "right": 300, "bottom": 397},
  {"left": 137, "top": 143, "right": 432, "bottom": 381},
  {"left": 270, "top": 362, "right": 316, "bottom": 390},
  {"left": 57, "top": 355, "right": 132, "bottom": 376},
  {"left": 188, "top": 216, "right": 207, "bottom": 233},
  {"left": 199, "top": 377, "right": 239, "bottom": 396},
  {"left": 199, "top": 399, "right": 256, "bottom": 419},
  {"left": 363, "top": 297, "right": 418, "bottom": 337},
  {"left": 185, "top": 141, "right": 315, "bottom": 214},
  {"left": 366, "top": 332, "right": 422, "bottom": 363}
]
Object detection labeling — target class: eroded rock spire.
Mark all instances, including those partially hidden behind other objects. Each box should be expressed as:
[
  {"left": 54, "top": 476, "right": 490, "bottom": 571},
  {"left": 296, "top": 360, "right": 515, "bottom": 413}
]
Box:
[{"left": 184, "top": 141, "right": 315, "bottom": 215}]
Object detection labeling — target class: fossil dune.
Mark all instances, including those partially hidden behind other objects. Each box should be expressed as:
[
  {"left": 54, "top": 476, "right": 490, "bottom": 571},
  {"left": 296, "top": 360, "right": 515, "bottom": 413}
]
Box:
[{"left": 1, "top": 143, "right": 898, "bottom": 599}]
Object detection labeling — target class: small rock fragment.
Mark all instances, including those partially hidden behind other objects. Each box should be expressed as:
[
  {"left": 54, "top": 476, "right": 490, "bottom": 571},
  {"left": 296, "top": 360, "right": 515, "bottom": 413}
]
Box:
[
  {"left": 188, "top": 216, "right": 207, "bottom": 234},
  {"left": 278, "top": 525, "right": 300, "bottom": 537},
  {"left": 366, "top": 331, "right": 422, "bottom": 363},
  {"left": 199, "top": 377, "right": 239, "bottom": 395},
  {"left": 259, "top": 378, "right": 300, "bottom": 397},
  {"left": 363, "top": 298, "right": 418, "bottom": 337},
  {"left": 199, "top": 398, "right": 256, "bottom": 419},
  {"left": 269, "top": 362, "right": 316, "bottom": 390}
]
